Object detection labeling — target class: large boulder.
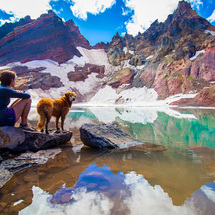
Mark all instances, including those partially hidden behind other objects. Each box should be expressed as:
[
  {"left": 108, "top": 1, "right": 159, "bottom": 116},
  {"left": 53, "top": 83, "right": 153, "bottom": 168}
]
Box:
[
  {"left": 67, "top": 63, "right": 105, "bottom": 82},
  {"left": 107, "top": 68, "right": 135, "bottom": 88},
  {"left": 0, "top": 126, "right": 73, "bottom": 153},
  {"left": 80, "top": 123, "right": 166, "bottom": 152},
  {"left": 5, "top": 66, "right": 64, "bottom": 91}
]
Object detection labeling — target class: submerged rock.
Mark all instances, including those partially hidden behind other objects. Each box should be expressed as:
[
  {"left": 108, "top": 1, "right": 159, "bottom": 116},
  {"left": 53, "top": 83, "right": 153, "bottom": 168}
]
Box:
[
  {"left": 0, "top": 126, "right": 73, "bottom": 153},
  {"left": 188, "top": 145, "right": 215, "bottom": 155},
  {"left": 0, "top": 149, "right": 62, "bottom": 188},
  {"left": 80, "top": 123, "right": 166, "bottom": 152},
  {"left": 0, "top": 169, "right": 13, "bottom": 188},
  {"left": 0, "top": 149, "right": 62, "bottom": 173}
]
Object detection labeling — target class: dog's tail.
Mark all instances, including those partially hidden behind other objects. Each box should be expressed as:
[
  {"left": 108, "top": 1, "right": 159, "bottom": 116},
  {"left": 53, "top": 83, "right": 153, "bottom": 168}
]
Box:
[
  {"left": 37, "top": 99, "right": 53, "bottom": 131},
  {"left": 37, "top": 113, "right": 46, "bottom": 131}
]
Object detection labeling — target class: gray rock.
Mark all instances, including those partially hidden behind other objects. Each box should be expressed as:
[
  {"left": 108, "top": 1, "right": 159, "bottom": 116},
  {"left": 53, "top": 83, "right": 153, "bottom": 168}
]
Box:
[
  {"left": 0, "top": 126, "right": 73, "bottom": 153},
  {"left": 0, "top": 149, "right": 62, "bottom": 188},
  {"left": 0, "top": 148, "right": 62, "bottom": 173},
  {"left": 80, "top": 123, "right": 166, "bottom": 151},
  {"left": 17, "top": 130, "right": 73, "bottom": 152},
  {"left": 0, "top": 168, "right": 13, "bottom": 188},
  {"left": 0, "top": 127, "right": 25, "bottom": 149}
]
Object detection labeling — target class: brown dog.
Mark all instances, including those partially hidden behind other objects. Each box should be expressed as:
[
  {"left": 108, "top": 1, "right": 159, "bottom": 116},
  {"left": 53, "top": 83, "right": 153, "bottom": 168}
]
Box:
[{"left": 37, "top": 92, "right": 77, "bottom": 134}]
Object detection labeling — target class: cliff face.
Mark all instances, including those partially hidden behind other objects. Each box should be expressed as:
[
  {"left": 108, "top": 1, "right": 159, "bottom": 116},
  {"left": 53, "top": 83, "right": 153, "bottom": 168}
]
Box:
[
  {"left": 0, "top": 11, "right": 90, "bottom": 65},
  {"left": 108, "top": 1, "right": 214, "bottom": 65},
  {"left": 107, "top": 1, "right": 215, "bottom": 99}
]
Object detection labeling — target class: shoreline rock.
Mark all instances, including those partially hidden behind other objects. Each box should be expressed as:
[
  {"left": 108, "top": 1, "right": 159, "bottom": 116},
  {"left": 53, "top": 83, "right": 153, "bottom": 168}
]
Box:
[
  {"left": 0, "top": 125, "right": 71, "bottom": 189},
  {"left": 0, "top": 148, "right": 62, "bottom": 188},
  {"left": 0, "top": 126, "right": 73, "bottom": 153},
  {"left": 80, "top": 123, "right": 166, "bottom": 152}
]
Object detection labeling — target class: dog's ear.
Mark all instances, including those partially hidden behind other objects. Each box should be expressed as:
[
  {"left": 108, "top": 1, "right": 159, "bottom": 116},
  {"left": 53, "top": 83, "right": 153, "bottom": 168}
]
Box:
[{"left": 64, "top": 92, "right": 70, "bottom": 101}]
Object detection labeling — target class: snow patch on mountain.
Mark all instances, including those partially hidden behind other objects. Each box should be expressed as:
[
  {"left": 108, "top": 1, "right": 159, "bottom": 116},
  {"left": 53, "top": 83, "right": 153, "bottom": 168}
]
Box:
[
  {"left": 190, "top": 50, "right": 205, "bottom": 61},
  {"left": 0, "top": 47, "right": 197, "bottom": 107},
  {"left": 123, "top": 47, "right": 134, "bottom": 55},
  {"left": 204, "top": 30, "right": 215, "bottom": 36},
  {"left": 87, "top": 85, "right": 158, "bottom": 106},
  {"left": 0, "top": 47, "right": 116, "bottom": 105}
]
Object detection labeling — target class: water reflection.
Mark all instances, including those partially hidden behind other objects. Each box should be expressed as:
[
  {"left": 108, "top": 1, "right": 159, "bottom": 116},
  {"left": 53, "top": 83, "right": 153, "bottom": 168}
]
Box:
[
  {"left": 67, "top": 106, "right": 196, "bottom": 125},
  {"left": 66, "top": 107, "right": 215, "bottom": 149},
  {"left": 19, "top": 164, "right": 215, "bottom": 215},
  {"left": 1, "top": 107, "right": 215, "bottom": 214},
  {"left": 29, "top": 106, "right": 215, "bottom": 150}
]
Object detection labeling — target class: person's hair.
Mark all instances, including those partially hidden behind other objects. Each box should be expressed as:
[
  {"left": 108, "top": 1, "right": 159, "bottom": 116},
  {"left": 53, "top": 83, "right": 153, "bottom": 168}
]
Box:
[{"left": 0, "top": 70, "right": 16, "bottom": 86}]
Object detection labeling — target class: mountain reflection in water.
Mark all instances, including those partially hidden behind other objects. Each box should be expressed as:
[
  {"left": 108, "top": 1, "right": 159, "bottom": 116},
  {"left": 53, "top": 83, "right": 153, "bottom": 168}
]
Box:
[{"left": 0, "top": 107, "right": 215, "bottom": 214}]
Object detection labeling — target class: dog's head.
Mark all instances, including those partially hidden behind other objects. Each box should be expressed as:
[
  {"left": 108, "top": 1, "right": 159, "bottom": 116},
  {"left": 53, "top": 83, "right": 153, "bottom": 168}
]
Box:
[{"left": 65, "top": 92, "right": 77, "bottom": 103}]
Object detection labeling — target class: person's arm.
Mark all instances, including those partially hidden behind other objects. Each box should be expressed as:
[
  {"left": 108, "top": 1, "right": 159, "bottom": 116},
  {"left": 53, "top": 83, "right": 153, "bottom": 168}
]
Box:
[{"left": 6, "top": 88, "right": 31, "bottom": 99}]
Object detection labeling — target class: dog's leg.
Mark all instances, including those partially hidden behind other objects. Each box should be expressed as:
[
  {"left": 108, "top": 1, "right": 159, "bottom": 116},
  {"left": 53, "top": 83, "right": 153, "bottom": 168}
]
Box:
[
  {"left": 55, "top": 116, "right": 60, "bottom": 130},
  {"left": 61, "top": 116, "right": 66, "bottom": 131},
  {"left": 45, "top": 115, "right": 51, "bottom": 134}
]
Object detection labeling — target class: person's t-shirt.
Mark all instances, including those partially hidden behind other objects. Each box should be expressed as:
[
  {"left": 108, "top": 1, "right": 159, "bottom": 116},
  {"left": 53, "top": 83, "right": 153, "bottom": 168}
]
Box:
[{"left": 0, "top": 84, "right": 30, "bottom": 119}]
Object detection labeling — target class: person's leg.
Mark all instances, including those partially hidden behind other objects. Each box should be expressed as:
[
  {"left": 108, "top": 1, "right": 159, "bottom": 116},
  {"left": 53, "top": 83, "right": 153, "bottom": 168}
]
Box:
[{"left": 11, "top": 98, "right": 32, "bottom": 125}]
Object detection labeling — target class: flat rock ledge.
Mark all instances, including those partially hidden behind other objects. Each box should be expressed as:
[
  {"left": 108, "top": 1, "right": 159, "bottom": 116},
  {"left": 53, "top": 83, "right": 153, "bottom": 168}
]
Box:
[
  {"left": 0, "top": 126, "right": 72, "bottom": 188},
  {"left": 0, "top": 149, "right": 62, "bottom": 188},
  {"left": 80, "top": 123, "right": 166, "bottom": 152},
  {"left": 0, "top": 126, "right": 73, "bottom": 153}
]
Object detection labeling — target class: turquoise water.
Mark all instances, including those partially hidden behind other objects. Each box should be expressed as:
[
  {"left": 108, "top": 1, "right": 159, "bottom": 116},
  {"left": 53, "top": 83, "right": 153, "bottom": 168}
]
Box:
[
  {"left": 68, "top": 107, "right": 215, "bottom": 149},
  {"left": 0, "top": 107, "right": 215, "bottom": 214}
]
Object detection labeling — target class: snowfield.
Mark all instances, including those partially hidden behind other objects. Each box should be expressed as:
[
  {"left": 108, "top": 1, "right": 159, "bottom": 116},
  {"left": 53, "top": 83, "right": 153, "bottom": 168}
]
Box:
[
  {"left": 0, "top": 47, "right": 198, "bottom": 108},
  {"left": 0, "top": 47, "right": 115, "bottom": 105}
]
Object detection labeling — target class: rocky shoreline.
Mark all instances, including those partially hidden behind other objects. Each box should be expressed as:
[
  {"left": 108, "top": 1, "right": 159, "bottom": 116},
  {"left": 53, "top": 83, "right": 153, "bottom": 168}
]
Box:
[
  {"left": 0, "top": 126, "right": 73, "bottom": 188},
  {"left": 0, "top": 123, "right": 167, "bottom": 189}
]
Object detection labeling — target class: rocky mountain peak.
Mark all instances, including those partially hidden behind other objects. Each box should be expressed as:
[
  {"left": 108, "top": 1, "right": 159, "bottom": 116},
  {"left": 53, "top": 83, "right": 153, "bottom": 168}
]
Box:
[
  {"left": 0, "top": 10, "right": 90, "bottom": 65},
  {"left": 111, "top": 32, "right": 122, "bottom": 45},
  {"left": 168, "top": 0, "right": 212, "bottom": 35},
  {"left": 106, "top": 0, "right": 215, "bottom": 102},
  {"left": 174, "top": 0, "right": 199, "bottom": 19},
  {"left": 47, "top": 10, "right": 57, "bottom": 17}
]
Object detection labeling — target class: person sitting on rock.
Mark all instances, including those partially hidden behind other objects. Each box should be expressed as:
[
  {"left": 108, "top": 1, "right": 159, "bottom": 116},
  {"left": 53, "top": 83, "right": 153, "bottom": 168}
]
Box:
[{"left": 0, "top": 70, "right": 35, "bottom": 131}]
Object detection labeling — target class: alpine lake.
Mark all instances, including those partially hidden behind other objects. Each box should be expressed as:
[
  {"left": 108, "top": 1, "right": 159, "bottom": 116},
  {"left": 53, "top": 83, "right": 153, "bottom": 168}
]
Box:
[{"left": 0, "top": 106, "right": 215, "bottom": 215}]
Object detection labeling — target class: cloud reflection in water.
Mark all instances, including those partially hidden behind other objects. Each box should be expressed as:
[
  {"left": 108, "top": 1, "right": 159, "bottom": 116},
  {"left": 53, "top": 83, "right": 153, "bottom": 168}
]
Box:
[{"left": 19, "top": 163, "right": 215, "bottom": 215}]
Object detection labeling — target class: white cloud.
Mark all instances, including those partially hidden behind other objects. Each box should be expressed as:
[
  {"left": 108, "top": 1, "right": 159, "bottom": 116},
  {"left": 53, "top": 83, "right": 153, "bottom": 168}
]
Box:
[
  {"left": 0, "top": 18, "right": 15, "bottom": 25},
  {"left": 69, "top": 0, "right": 116, "bottom": 20},
  {"left": 122, "top": 0, "right": 206, "bottom": 36},
  {"left": 124, "top": 172, "right": 197, "bottom": 215},
  {"left": 122, "top": 6, "right": 131, "bottom": 16},
  {"left": 20, "top": 186, "right": 114, "bottom": 215},
  {"left": 207, "top": 9, "right": 215, "bottom": 23},
  {"left": 20, "top": 173, "right": 199, "bottom": 215},
  {"left": 201, "top": 184, "right": 215, "bottom": 203},
  {"left": 123, "top": 0, "right": 179, "bottom": 36},
  {"left": 0, "top": 0, "right": 52, "bottom": 21},
  {"left": 187, "top": 0, "right": 203, "bottom": 10}
]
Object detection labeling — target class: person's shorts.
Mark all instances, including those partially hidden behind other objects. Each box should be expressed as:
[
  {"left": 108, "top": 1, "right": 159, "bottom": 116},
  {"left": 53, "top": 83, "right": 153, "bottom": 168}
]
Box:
[{"left": 0, "top": 107, "right": 16, "bottom": 126}]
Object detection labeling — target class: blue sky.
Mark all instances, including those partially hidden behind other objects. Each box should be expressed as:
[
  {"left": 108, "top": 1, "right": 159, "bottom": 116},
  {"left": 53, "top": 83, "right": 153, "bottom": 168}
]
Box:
[{"left": 0, "top": 0, "right": 214, "bottom": 45}]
